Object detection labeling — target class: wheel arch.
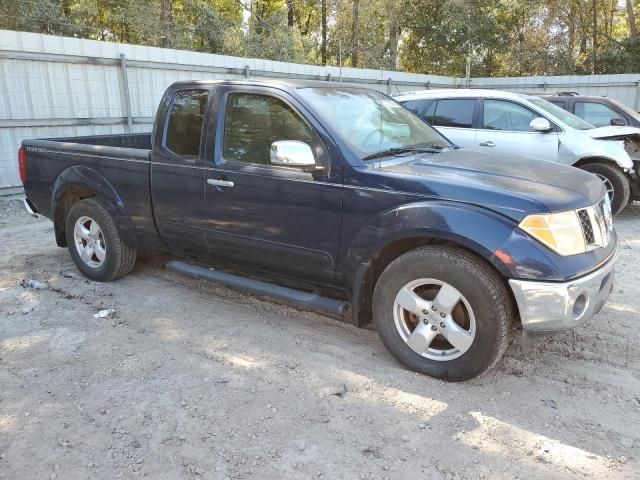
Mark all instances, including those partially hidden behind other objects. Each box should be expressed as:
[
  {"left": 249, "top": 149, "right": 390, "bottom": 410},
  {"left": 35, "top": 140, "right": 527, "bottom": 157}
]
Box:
[
  {"left": 573, "top": 156, "right": 625, "bottom": 170},
  {"left": 52, "top": 165, "right": 137, "bottom": 248},
  {"left": 345, "top": 202, "right": 522, "bottom": 328}
]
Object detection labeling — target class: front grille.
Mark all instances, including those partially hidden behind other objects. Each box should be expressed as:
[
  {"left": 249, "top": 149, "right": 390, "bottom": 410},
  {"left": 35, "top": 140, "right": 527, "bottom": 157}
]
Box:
[
  {"left": 578, "top": 209, "right": 595, "bottom": 245},
  {"left": 576, "top": 197, "right": 612, "bottom": 251}
]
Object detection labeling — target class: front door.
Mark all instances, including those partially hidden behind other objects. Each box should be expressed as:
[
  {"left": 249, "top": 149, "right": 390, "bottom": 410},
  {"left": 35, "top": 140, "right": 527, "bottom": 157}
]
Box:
[
  {"left": 475, "top": 99, "right": 559, "bottom": 162},
  {"left": 204, "top": 87, "right": 343, "bottom": 284}
]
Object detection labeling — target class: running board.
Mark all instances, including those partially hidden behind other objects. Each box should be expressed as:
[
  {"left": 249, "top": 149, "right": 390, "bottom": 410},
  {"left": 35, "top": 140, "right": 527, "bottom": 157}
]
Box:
[{"left": 165, "top": 260, "right": 349, "bottom": 317}]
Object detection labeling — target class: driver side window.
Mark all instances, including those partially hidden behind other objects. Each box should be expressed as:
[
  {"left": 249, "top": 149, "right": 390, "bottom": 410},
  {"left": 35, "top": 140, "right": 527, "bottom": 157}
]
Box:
[
  {"left": 223, "top": 93, "right": 313, "bottom": 165},
  {"left": 482, "top": 100, "right": 539, "bottom": 132}
]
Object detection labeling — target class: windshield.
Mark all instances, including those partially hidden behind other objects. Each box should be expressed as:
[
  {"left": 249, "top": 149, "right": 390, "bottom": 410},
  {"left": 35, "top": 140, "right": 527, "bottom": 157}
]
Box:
[
  {"left": 608, "top": 98, "right": 640, "bottom": 120},
  {"left": 528, "top": 97, "right": 594, "bottom": 130},
  {"left": 297, "top": 87, "right": 451, "bottom": 159}
]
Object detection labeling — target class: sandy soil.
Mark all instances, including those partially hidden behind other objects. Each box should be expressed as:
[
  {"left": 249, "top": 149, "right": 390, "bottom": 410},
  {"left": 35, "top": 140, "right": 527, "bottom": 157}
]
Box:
[{"left": 1, "top": 195, "right": 639, "bottom": 480}]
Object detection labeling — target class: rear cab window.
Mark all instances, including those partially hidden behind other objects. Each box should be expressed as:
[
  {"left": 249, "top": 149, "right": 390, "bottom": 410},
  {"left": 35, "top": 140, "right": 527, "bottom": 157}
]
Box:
[{"left": 164, "top": 89, "right": 209, "bottom": 161}]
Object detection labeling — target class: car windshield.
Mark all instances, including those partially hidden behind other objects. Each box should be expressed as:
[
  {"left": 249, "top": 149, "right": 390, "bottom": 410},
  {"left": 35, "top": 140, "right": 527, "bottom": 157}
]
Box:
[
  {"left": 297, "top": 87, "right": 451, "bottom": 160},
  {"left": 608, "top": 98, "right": 640, "bottom": 120},
  {"left": 528, "top": 97, "right": 594, "bottom": 130}
]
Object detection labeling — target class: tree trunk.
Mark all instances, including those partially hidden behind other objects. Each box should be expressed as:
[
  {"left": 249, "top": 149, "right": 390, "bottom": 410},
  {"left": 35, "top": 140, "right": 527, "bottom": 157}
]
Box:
[
  {"left": 627, "top": 0, "right": 638, "bottom": 39},
  {"left": 578, "top": 3, "right": 587, "bottom": 55},
  {"left": 388, "top": 22, "right": 399, "bottom": 71},
  {"left": 160, "top": 0, "right": 173, "bottom": 48},
  {"left": 351, "top": 0, "right": 360, "bottom": 68},
  {"left": 567, "top": 2, "right": 576, "bottom": 69},
  {"left": 321, "top": 0, "right": 327, "bottom": 65},
  {"left": 287, "top": 0, "right": 294, "bottom": 28}
]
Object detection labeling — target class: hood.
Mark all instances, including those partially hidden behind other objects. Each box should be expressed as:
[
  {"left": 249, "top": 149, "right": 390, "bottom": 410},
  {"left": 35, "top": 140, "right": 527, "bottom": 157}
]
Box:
[
  {"left": 585, "top": 126, "right": 640, "bottom": 139},
  {"left": 374, "top": 149, "right": 605, "bottom": 219}
]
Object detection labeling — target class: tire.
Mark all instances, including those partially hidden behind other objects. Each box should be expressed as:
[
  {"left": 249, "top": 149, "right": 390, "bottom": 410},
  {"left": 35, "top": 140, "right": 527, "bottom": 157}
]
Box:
[
  {"left": 372, "top": 246, "right": 512, "bottom": 381},
  {"left": 580, "top": 163, "right": 630, "bottom": 216},
  {"left": 64, "top": 198, "right": 137, "bottom": 281}
]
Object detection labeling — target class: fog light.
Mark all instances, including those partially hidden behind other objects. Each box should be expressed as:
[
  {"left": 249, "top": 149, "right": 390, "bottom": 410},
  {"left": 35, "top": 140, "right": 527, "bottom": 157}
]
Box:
[{"left": 572, "top": 294, "right": 588, "bottom": 319}]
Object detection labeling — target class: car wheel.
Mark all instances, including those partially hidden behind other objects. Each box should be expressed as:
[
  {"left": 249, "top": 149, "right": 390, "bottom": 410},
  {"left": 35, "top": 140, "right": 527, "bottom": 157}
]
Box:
[
  {"left": 373, "top": 246, "right": 512, "bottom": 381},
  {"left": 65, "top": 198, "right": 137, "bottom": 281},
  {"left": 580, "top": 163, "right": 630, "bottom": 215}
]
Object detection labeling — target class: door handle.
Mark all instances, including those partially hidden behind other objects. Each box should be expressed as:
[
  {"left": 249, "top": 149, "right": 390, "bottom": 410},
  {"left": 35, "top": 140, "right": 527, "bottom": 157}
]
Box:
[
  {"left": 207, "top": 178, "right": 234, "bottom": 188},
  {"left": 479, "top": 141, "right": 495, "bottom": 147}
]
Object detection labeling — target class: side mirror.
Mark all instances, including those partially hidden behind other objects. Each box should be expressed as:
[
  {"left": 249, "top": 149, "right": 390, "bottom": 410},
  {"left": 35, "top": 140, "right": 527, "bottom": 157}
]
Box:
[
  {"left": 270, "top": 141, "right": 320, "bottom": 171},
  {"left": 529, "top": 117, "right": 553, "bottom": 132},
  {"left": 610, "top": 118, "right": 626, "bottom": 126}
]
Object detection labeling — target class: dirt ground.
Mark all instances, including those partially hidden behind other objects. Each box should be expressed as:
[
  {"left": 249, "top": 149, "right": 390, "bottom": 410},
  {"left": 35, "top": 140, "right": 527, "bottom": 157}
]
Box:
[{"left": 1, "top": 195, "right": 638, "bottom": 480}]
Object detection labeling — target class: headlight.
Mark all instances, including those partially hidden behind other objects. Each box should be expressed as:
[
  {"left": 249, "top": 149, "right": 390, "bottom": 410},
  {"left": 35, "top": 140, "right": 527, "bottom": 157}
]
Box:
[{"left": 519, "top": 210, "right": 586, "bottom": 256}]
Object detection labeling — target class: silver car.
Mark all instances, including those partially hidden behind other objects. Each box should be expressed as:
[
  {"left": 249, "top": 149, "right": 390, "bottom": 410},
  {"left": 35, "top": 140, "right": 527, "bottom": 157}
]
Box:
[{"left": 394, "top": 89, "right": 640, "bottom": 215}]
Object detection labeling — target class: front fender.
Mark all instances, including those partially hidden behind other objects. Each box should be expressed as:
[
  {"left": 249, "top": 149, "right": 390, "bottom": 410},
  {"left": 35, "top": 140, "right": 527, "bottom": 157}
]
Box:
[
  {"left": 560, "top": 135, "right": 634, "bottom": 170},
  {"left": 343, "top": 201, "right": 606, "bottom": 287},
  {"left": 52, "top": 165, "right": 137, "bottom": 248},
  {"left": 345, "top": 200, "right": 613, "bottom": 286},
  {"left": 345, "top": 201, "right": 551, "bottom": 281}
]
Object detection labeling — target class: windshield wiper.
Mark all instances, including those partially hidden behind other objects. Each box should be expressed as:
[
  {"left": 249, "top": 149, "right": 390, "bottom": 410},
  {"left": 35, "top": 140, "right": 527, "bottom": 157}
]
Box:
[{"left": 362, "top": 144, "right": 445, "bottom": 161}]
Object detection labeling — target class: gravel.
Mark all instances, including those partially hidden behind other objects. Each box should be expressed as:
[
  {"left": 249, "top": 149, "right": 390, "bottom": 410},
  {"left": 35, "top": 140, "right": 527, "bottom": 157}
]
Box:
[{"left": 0, "top": 195, "right": 638, "bottom": 479}]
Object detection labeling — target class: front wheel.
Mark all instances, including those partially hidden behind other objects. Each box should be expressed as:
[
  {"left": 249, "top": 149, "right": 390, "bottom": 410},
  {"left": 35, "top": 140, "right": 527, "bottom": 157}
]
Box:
[
  {"left": 580, "top": 163, "right": 630, "bottom": 215},
  {"left": 373, "top": 246, "right": 512, "bottom": 381},
  {"left": 65, "top": 198, "right": 137, "bottom": 281}
]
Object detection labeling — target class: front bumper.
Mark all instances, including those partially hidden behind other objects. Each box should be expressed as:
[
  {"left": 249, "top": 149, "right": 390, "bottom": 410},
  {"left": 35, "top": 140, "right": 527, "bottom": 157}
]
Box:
[{"left": 508, "top": 248, "right": 618, "bottom": 332}]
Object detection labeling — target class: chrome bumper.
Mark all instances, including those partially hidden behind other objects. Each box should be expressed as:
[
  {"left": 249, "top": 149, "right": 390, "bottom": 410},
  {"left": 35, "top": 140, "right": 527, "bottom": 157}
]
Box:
[{"left": 508, "top": 248, "right": 618, "bottom": 332}]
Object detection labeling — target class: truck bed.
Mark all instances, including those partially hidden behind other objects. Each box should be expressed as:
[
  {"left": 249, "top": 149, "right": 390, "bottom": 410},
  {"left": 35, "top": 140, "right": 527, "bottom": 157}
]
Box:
[{"left": 22, "top": 132, "right": 159, "bottom": 248}]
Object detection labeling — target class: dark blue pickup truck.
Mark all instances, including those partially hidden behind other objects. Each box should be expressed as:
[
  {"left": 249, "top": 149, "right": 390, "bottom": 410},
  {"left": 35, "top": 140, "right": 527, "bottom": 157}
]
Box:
[{"left": 20, "top": 79, "right": 618, "bottom": 380}]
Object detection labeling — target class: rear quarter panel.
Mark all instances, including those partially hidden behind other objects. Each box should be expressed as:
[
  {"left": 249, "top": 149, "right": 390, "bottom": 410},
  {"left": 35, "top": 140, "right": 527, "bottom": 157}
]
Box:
[{"left": 22, "top": 141, "right": 163, "bottom": 249}]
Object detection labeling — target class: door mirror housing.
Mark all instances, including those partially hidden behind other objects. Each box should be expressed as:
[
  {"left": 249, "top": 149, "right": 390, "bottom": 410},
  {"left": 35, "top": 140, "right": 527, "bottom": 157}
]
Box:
[
  {"left": 529, "top": 117, "right": 553, "bottom": 132},
  {"left": 270, "top": 141, "right": 319, "bottom": 171},
  {"left": 610, "top": 118, "right": 626, "bottom": 126}
]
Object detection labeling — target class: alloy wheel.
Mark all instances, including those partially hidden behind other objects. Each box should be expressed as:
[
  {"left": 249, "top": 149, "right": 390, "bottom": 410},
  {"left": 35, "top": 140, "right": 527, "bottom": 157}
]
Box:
[
  {"left": 73, "top": 216, "right": 107, "bottom": 268},
  {"left": 393, "top": 278, "right": 476, "bottom": 361}
]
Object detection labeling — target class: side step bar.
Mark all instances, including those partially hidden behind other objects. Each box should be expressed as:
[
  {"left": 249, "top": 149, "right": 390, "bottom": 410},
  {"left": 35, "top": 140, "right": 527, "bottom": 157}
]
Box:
[{"left": 166, "top": 260, "right": 349, "bottom": 317}]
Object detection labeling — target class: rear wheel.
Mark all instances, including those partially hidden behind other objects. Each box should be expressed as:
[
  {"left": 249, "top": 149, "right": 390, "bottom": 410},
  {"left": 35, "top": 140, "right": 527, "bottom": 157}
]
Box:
[
  {"left": 373, "top": 246, "right": 512, "bottom": 381},
  {"left": 65, "top": 198, "right": 137, "bottom": 281},
  {"left": 580, "top": 163, "right": 630, "bottom": 215}
]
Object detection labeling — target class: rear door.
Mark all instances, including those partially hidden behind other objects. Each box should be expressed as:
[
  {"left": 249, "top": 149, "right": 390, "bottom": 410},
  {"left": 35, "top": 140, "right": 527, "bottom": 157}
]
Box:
[
  {"left": 475, "top": 99, "right": 559, "bottom": 162},
  {"left": 429, "top": 98, "right": 478, "bottom": 148},
  {"left": 203, "top": 86, "right": 343, "bottom": 284},
  {"left": 150, "top": 88, "right": 209, "bottom": 257}
]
